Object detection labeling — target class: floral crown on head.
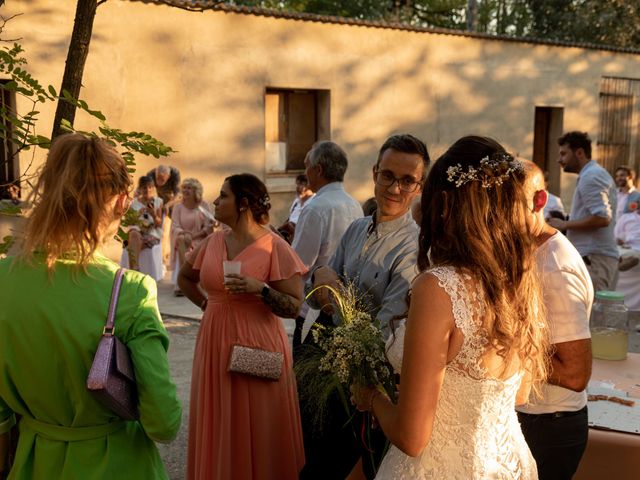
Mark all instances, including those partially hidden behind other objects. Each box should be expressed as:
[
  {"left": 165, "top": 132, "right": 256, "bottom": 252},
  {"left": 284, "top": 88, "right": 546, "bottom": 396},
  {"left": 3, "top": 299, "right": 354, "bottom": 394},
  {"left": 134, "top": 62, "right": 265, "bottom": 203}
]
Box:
[{"left": 446, "top": 153, "right": 524, "bottom": 189}]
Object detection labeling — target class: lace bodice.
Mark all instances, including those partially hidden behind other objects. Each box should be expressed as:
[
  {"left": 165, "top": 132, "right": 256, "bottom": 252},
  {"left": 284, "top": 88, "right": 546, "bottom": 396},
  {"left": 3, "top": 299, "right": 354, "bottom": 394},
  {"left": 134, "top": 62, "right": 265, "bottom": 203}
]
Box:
[{"left": 378, "top": 266, "right": 536, "bottom": 480}]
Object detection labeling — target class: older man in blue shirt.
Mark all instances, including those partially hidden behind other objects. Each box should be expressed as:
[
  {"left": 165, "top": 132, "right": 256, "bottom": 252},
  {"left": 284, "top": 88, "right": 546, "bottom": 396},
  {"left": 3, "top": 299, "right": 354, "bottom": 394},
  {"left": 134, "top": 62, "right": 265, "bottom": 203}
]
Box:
[{"left": 548, "top": 131, "right": 618, "bottom": 291}]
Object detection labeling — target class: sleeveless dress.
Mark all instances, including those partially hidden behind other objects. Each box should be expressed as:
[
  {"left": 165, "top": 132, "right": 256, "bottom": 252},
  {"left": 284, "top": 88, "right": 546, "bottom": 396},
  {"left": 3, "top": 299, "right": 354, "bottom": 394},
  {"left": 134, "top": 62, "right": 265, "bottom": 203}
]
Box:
[
  {"left": 376, "top": 266, "right": 538, "bottom": 479},
  {"left": 186, "top": 231, "right": 306, "bottom": 480}
]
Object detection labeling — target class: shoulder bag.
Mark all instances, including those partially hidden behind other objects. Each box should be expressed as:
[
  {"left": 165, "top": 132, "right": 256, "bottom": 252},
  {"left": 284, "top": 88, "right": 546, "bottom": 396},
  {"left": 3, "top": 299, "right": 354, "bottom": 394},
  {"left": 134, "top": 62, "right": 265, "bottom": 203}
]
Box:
[{"left": 86, "top": 268, "right": 139, "bottom": 420}]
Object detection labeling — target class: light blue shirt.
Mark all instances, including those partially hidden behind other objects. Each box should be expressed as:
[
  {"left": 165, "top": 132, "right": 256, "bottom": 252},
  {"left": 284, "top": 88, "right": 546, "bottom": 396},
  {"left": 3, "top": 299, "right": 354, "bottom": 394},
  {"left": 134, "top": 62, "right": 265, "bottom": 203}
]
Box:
[
  {"left": 567, "top": 160, "right": 618, "bottom": 259},
  {"left": 307, "top": 212, "right": 419, "bottom": 336},
  {"left": 291, "top": 182, "right": 362, "bottom": 278}
]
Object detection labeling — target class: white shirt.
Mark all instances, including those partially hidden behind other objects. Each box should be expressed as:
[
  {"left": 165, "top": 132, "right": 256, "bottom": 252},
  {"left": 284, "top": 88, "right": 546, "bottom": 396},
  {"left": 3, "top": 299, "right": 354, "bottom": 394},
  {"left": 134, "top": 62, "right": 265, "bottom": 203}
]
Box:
[
  {"left": 617, "top": 187, "right": 636, "bottom": 220},
  {"left": 543, "top": 193, "right": 565, "bottom": 219},
  {"left": 615, "top": 211, "right": 640, "bottom": 251},
  {"left": 288, "top": 194, "right": 314, "bottom": 224},
  {"left": 517, "top": 232, "right": 593, "bottom": 414},
  {"left": 291, "top": 182, "right": 362, "bottom": 278},
  {"left": 129, "top": 197, "right": 164, "bottom": 240}
]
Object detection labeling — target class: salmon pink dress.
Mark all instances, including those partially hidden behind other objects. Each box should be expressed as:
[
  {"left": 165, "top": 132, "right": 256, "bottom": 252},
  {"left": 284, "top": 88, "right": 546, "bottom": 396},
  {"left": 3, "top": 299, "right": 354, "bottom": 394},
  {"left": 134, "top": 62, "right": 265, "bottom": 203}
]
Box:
[{"left": 187, "top": 230, "right": 307, "bottom": 480}]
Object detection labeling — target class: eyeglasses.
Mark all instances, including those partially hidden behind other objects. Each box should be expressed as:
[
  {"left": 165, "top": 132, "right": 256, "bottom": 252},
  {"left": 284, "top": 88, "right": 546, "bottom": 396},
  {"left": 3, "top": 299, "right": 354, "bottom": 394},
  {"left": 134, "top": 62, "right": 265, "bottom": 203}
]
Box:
[{"left": 374, "top": 168, "right": 422, "bottom": 193}]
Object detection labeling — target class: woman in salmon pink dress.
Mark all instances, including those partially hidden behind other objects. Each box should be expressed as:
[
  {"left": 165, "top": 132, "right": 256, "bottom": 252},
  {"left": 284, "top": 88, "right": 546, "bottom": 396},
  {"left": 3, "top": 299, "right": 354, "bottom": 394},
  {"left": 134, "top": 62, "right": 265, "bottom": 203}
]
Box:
[
  {"left": 179, "top": 173, "right": 306, "bottom": 480},
  {"left": 169, "top": 178, "right": 215, "bottom": 294}
]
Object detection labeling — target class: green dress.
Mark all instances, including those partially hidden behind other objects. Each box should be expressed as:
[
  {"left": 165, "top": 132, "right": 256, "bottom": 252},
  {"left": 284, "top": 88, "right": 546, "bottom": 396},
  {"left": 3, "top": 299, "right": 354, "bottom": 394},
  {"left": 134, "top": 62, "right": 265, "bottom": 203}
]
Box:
[{"left": 0, "top": 254, "right": 182, "bottom": 479}]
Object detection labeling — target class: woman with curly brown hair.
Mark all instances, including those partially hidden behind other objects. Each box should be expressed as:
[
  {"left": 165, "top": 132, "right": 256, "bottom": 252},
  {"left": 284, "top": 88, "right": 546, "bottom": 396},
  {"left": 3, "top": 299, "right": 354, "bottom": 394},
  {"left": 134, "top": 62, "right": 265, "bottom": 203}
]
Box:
[
  {"left": 0, "top": 133, "right": 181, "bottom": 479},
  {"left": 352, "top": 136, "right": 550, "bottom": 479},
  {"left": 179, "top": 173, "right": 306, "bottom": 480}
]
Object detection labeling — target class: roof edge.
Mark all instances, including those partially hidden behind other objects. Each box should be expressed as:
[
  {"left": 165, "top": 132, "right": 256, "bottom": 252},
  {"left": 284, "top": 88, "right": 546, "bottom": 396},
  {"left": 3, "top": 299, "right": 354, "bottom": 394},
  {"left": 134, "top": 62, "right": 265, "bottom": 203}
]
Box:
[{"left": 129, "top": 1, "right": 640, "bottom": 56}]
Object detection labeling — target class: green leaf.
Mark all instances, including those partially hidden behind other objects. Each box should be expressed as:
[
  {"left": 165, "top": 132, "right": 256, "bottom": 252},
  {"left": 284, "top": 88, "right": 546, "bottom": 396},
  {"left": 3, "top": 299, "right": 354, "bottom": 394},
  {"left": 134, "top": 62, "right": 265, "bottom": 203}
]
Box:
[
  {"left": 0, "top": 202, "right": 22, "bottom": 217},
  {"left": 47, "top": 85, "right": 57, "bottom": 97},
  {"left": 59, "top": 118, "right": 75, "bottom": 133},
  {"left": 87, "top": 109, "right": 106, "bottom": 121},
  {"left": 31, "top": 135, "right": 51, "bottom": 148},
  {"left": 62, "top": 89, "right": 74, "bottom": 101},
  {"left": 1, "top": 80, "right": 17, "bottom": 91},
  {"left": 0, "top": 235, "right": 15, "bottom": 256}
]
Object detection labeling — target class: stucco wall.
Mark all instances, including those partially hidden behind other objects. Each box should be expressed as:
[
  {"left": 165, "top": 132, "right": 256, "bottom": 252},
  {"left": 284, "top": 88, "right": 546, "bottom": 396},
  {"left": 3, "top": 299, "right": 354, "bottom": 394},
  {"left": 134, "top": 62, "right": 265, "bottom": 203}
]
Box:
[{"left": 4, "top": 0, "right": 640, "bottom": 221}]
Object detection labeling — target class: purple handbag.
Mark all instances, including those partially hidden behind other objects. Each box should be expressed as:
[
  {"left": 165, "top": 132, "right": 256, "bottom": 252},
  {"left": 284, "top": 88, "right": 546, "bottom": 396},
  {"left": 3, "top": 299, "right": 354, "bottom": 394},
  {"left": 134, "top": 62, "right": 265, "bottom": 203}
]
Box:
[{"left": 86, "top": 268, "right": 139, "bottom": 420}]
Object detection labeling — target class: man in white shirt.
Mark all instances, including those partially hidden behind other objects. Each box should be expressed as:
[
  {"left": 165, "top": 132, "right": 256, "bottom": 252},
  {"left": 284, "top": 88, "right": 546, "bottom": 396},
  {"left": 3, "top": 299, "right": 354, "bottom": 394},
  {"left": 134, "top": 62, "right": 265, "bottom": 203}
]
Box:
[
  {"left": 518, "top": 161, "right": 593, "bottom": 480},
  {"left": 616, "top": 209, "right": 640, "bottom": 251},
  {"left": 615, "top": 208, "right": 640, "bottom": 271},
  {"left": 615, "top": 165, "right": 636, "bottom": 220},
  {"left": 291, "top": 141, "right": 362, "bottom": 346}
]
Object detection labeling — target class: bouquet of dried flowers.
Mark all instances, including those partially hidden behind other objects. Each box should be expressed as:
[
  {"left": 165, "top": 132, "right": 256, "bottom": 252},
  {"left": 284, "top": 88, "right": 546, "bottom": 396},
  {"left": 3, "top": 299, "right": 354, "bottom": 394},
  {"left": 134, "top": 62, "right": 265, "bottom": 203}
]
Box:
[{"left": 295, "top": 281, "right": 394, "bottom": 434}]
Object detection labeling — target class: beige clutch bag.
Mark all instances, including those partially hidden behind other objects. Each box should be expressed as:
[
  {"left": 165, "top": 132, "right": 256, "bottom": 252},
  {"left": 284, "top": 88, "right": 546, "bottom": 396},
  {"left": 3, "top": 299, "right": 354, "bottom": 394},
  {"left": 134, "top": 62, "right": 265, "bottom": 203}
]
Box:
[{"left": 227, "top": 345, "right": 284, "bottom": 381}]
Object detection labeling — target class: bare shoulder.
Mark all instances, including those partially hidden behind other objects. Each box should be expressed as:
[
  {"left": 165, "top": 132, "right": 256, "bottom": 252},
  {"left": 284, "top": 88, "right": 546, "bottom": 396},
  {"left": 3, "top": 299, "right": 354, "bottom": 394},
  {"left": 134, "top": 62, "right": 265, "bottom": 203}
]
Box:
[
  {"left": 412, "top": 270, "right": 449, "bottom": 299},
  {"left": 409, "top": 271, "right": 455, "bottom": 328}
]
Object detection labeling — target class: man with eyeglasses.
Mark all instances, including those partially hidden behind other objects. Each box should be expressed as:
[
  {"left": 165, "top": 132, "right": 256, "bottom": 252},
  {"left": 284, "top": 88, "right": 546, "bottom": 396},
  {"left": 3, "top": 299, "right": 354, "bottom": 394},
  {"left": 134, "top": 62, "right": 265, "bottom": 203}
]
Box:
[{"left": 299, "top": 134, "right": 430, "bottom": 480}]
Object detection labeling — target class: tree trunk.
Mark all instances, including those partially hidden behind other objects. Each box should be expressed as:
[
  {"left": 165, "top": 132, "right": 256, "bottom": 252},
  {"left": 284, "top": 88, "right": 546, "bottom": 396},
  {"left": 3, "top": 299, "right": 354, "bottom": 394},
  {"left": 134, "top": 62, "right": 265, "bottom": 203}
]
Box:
[
  {"left": 467, "top": 0, "right": 477, "bottom": 31},
  {"left": 51, "top": 0, "right": 99, "bottom": 140}
]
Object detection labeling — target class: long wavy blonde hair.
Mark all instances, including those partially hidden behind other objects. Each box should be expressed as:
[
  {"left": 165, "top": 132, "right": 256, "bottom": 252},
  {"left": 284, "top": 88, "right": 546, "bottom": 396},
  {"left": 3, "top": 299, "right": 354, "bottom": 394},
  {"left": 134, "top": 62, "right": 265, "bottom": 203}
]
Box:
[
  {"left": 20, "top": 133, "right": 131, "bottom": 269},
  {"left": 419, "top": 136, "right": 549, "bottom": 390}
]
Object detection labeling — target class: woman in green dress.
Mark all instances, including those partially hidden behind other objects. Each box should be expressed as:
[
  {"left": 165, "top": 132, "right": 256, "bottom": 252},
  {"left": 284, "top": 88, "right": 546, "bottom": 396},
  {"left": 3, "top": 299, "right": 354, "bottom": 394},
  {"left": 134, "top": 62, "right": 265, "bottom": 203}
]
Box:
[{"left": 0, "top": 134, "right": 182, "bottom": 479}]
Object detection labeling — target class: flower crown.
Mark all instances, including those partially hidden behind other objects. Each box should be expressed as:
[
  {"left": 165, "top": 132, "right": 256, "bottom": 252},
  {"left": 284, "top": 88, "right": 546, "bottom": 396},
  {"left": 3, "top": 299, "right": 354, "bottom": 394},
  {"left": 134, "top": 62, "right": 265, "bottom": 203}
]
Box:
[{"left": 446, "top": 153, "right": 524, "bottom": 188}]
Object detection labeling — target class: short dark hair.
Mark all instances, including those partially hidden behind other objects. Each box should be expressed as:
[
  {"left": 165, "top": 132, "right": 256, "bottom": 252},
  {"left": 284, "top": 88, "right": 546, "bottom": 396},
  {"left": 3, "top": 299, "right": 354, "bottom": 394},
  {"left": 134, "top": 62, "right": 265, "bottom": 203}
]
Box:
[
  {"left": 377, "top": 134, "right": 430, "bottom": 178},
  {"left": 558, "top": 131, "right": 592, "bottom": 159},
  {"left": 295, "top": 174, "right": 308, "bottom": 184},
  {"left": 615, "top": 165, "right": 635, "bottom": 180},
  {"left": 138, "top": 175, "right": 154, "bottom": 188},
  {"left": 225, "top": 173, "right": 271, "bottom": 224}
]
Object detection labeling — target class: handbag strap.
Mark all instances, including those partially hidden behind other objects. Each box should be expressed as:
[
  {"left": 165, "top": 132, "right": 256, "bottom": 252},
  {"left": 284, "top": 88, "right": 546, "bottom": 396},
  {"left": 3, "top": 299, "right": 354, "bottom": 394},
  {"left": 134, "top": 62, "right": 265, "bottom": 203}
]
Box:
[{"left": 104, "top": 268, "right": 125, "bottom": 335}]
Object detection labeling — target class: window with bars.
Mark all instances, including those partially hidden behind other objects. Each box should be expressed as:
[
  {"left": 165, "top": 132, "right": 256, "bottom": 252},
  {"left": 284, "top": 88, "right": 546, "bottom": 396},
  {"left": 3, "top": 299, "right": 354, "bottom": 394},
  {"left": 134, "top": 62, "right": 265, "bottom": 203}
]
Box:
[{"left": 598, "top": 76, "right": 640, "bottom": 176}]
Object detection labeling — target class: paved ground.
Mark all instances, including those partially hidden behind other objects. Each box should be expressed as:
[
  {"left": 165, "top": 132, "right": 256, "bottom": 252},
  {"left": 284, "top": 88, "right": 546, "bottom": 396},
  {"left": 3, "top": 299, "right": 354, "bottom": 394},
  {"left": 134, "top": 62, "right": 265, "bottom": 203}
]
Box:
[
  {"left": 154, "top": 278, "right": 295, "bottom": 479},
  {"left": 154, "top": 276, "right": 640, "bottom": 479},
  {"left": 157, "top": 315, "right": 197, "bottom": 480}
]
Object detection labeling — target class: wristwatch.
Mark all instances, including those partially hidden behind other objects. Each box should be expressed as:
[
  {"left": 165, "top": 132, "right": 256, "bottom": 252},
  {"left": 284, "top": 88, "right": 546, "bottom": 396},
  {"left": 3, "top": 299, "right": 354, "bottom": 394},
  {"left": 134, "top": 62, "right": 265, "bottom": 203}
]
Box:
[{"left": 260, "top": 283, "right": 270, "bottom": 298}]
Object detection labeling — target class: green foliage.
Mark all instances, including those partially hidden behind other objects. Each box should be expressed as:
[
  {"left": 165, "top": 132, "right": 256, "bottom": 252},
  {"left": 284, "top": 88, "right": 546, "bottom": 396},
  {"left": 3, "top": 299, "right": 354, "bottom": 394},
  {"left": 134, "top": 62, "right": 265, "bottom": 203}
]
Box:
[
  {"left": 229, "top": 0, "right": 640, "bottom": 48},
  {"left": 527, "top": 0, "right": 640, "bottom": 48},
  {"left": 0, "top": 234, "right": 14, "bottom": 257},
  {"left": 0, "top": 201, "right": 22, "bottom": 217},
  {"left": 0, "top": 43, "right": 55, "bottom": 155},
  {"left": 0, "top": 42, "right": 175, "bottom": 183},
  {"left": 0, "top": 42, "right": 175, "bottom": 251},
  {"left": 295, "top": 282, "right": 395, "bottom": 435}
]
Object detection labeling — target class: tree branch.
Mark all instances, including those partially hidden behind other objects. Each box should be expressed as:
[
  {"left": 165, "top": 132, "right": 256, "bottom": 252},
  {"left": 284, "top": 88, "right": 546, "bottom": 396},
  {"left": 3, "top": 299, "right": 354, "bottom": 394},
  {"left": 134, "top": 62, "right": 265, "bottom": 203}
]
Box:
[{"left": 0, "top": 13, "right": 23, "bottom": 42}]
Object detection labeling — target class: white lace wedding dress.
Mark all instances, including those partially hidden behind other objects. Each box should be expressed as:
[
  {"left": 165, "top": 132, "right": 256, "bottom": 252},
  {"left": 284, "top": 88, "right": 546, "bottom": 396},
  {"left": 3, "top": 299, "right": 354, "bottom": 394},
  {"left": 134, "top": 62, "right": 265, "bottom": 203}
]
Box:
[{"left": 376, "top": 266, "right": 538, "bottom": 479}]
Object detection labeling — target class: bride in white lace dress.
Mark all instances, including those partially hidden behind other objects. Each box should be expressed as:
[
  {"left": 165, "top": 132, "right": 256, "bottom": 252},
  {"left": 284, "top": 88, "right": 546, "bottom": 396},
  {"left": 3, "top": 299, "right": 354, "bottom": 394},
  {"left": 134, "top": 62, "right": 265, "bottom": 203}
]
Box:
[{"left": 352, "top": 136, "right": 550, "bottom": 479}]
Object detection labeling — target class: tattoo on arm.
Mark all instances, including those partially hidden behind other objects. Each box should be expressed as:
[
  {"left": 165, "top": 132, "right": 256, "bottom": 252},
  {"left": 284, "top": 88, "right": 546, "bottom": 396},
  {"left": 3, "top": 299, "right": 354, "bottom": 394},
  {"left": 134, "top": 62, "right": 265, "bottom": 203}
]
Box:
[{"left": 262, "top": 289, "right": 299, "bottom": 318}]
